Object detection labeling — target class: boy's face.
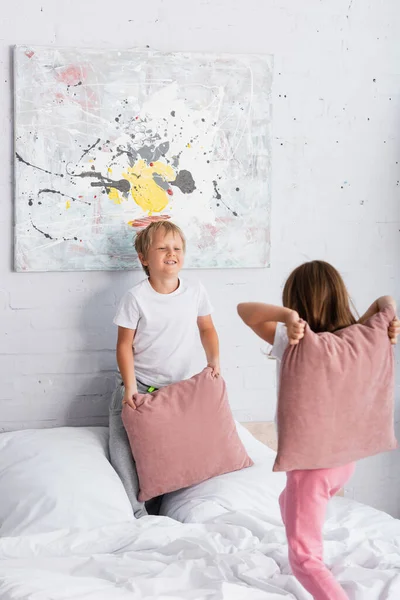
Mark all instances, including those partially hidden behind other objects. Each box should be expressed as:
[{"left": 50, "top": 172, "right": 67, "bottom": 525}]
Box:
[{"left": 140, "top": 229, "right": 184, "bottom": 278}]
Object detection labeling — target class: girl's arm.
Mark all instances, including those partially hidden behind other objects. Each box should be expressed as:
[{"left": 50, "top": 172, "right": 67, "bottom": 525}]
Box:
[
  {"left": 358, "top": 295, "right": 396, "bottom": 323},
  {"left": 237, "top": 303, "right": 305, "bottom": 345},
  {"left": 116, "top": 326, "right": 138, "bottom": 408},
  {"left": 358, "top": 296, "right": 399, "bottom": 344}
]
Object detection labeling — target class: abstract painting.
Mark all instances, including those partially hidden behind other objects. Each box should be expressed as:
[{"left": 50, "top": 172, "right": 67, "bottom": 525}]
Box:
[{"left": 14, "top": 46, "right": 273, "bottom": 271}]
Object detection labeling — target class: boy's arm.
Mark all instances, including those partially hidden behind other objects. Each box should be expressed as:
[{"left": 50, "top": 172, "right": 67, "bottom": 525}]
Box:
[
  {"left": 237, "top": 303, "right": 304, "bottom": 345},
  {"left": 358, "top": 295, "right": 399, "bottom": 344},
  {"left": 197, "top": 315, "right": 220, "bottom": 378},
  {"left": 116, "top": 326, "right": 138, "bottom": 408}
]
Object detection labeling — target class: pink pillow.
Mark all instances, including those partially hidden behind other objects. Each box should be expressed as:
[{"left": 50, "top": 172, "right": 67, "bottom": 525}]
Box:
[
  {"left": 122, "top": 368, "right": 253, "bottom": 501},
  {"left": 274, "top": 306, "right": 397, "bottom": 472}
]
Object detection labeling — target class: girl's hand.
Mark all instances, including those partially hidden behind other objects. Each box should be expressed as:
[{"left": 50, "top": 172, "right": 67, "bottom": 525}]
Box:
[
  {"left": 123, "top": 389, "right": 137, "bottom": 409},
  {"left": 389, "top": 317, "right": 400, "bottom": 345},
  {"left": 208, "top": 361, "right": 221, "bottom": 378},
  {"left": 285, "top": 311, "right": 305, "bottom": 345}
]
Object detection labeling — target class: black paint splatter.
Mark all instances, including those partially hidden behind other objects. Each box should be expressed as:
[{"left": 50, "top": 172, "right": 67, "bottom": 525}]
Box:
[
  {"left": 213, "top": 180, "right": 221, "bottom": 200},
  {"left": 31, "top": 219, "right": 77, "bottom": 242},
  {"left": 38, "top": 188, "right": 92, "bottom": 206},
  {"left": 31, "top": 220, "right": 53, "bottom": 239},
  {"left": 172, "top": 151, "right": 182, "bottom": 168},
  {"left": 152, "top": 173, "right": 169, "bottom": 191},
  {"left": 113, "top": 145, "right": 137, "bottom": 167},
  {"left": 74, "top": 171, "right": 131, "bottom": 194},
  {"left": 78, "top": 138, "right": 101, "bottom": 163},
  {"left": 16, "top": 153, "right": 65, "bottom": 177},
  {"left": 171, "top": 170, "right": 196, "bottom": 194},
  {"left": 90, "top": 178, "right": 131, "bottom": 194},
  {"left": 137, "top": 141, "right": 170, "bottom": 163},
  {"left": 212, "top": 180, "right": 238, "bottom": 217}
]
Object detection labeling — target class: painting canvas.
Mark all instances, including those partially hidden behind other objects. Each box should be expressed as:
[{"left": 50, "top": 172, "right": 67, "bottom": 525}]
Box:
[{"left": 14, "top": 46, "right": 273, "bottom": 271}]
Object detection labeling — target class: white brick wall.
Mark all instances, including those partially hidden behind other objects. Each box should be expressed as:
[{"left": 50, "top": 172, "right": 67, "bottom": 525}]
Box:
[{"left": 0, "top": 0, "right": 399, "bottom": 515}]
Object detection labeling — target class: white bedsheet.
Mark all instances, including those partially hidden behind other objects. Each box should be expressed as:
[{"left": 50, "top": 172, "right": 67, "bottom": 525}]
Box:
[
  {"left": 0, "top": 499, "right": 399, "bottom": 599},
  {"left": 1, "top": 424, "right": 399, "bottom": 599},
  {"left": 160, "top": 424, "right": 286, "bottom": 524}
]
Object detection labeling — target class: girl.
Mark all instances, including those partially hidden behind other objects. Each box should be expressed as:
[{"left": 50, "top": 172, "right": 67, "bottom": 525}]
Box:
[{"left": 237, "top": 260, "right": 399, "bottom": 600}]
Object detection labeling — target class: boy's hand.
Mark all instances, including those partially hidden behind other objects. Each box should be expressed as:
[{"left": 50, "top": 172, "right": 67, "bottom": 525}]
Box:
[
  {"left": 389, "top": 317, "right": 400, "bottom": 345},
  {"left": 208, "top": 361, "right": 221, "bottom": 378},
  {"left": 285, "top": 311, "right": 305, "bottom": 345},
  {"left": 123, "top": 389, "right": 137, "bottom": 410}
]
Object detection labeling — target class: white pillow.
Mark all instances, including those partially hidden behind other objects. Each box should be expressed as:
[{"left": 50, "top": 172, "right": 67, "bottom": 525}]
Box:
[
  {"left": 160, "top": 422, "right": 287, "bottom": 523},
  {"left": 0, "top": 427, "right": 134, "bottom": 536}
]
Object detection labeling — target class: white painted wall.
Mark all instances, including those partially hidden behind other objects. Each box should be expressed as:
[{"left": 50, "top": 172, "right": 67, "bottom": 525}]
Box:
[{"left": 0, "top": 0, "right": 399, "bottom": 515}]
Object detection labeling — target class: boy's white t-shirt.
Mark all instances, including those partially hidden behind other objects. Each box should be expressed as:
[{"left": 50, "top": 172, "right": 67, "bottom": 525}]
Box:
[{"left": 113, "top": 278, "right": 213, "bottom": 387}]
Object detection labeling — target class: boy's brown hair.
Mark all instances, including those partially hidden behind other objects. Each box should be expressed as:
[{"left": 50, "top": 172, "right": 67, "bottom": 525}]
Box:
[
  {"left": 282, "top": 260, "right": 357, "bottom": 333},
  {"left": 134, "top": 221, "right": 186, "bottom": 276}
]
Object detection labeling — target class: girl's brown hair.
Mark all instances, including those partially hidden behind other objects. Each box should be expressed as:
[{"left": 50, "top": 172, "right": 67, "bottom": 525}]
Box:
[
  {"left": 282, "top": 260, "right": 356, "bottom": 333},
  {"left": 134, "top": 221, "right": 186, "bottom": 276}
]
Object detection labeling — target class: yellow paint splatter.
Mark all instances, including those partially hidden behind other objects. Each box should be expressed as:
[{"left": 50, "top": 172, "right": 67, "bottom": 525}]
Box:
[
  {"left": 108, "top": 188, "right": 122, "bottom": 204},
  {"left": 108, "top": 159, "right": 175, "bottom": 213},
  {"left": 186, "top": 143, "right": 191, "bottom": 148},
  {"left": 66, "top": 200, "right": 71, "bottom": 209}
]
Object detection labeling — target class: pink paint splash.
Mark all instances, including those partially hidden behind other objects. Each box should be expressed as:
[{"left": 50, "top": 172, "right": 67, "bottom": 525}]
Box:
[
  {"left": 92, "top": 195, "right": 102, "bottom": 234},
  {"left": 75, "top": 87, "right": 97, "bottom": 111},
  {"left": 55, "top": 65, "right": 99, "bottom": 110},
  {"left": 57, "top": 65, "right": 87, "bottom": 86},
  {"left": 128, "top": 215, "right": 171, "bottom": 228},
  {"left": 203, "top": 223, "right": 220, "bottom": 236},
  {"left": 196, "top": 222, "right": 223, "bottom": 250},
  {"left": 71, "top": 243, "right": 88, "bottom": 255}
]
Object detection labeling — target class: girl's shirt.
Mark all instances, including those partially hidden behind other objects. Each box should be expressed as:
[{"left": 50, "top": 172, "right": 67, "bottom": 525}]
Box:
[
  {"left": 270, "top": 322, "right": 289, "bottom": 382},
  {"left": 270, "top": 323, "right": 289, "bottom": 424}
]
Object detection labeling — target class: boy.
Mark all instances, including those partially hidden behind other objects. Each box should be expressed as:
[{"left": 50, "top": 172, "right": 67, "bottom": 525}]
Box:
[{"left": 114, "top": 221, "right": 220, "bottom": 408}]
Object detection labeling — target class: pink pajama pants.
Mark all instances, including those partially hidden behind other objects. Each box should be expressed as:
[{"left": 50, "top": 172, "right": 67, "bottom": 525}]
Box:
[{"left": 279, "top": 463, "right": 355, "bottom": 600}]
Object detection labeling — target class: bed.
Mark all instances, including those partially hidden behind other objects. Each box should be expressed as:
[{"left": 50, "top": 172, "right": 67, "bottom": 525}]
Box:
[{"left": 0, "top": 421, "right": 399, "bottom": 599}]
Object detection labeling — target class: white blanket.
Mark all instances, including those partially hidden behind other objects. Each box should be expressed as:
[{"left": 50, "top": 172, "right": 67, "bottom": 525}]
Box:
[
  {"left": 0, "top": 497, "right": 399, "bottom": 599},
  {"left": 1, "top": 425, "right": 399, "bottom": 599}
]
